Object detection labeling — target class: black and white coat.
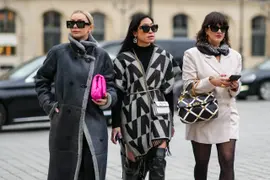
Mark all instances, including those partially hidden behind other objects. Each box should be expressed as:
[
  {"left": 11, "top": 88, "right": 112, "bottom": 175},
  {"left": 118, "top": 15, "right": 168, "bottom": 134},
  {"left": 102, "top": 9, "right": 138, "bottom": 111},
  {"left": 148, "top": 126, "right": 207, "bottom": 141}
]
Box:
[
  {"left": 35, "top": 35, "right": 117, "bottom": 180},
  {"left": 113, "top": 47, "right": 175, "bottom": 157}
]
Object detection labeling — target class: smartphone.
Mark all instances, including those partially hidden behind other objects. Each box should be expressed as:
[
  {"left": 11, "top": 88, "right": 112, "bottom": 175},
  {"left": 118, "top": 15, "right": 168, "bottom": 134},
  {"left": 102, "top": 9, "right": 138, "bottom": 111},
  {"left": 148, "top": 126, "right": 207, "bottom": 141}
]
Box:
[{"left": 229, "top": 75, "right": 241, "bottom": 81}]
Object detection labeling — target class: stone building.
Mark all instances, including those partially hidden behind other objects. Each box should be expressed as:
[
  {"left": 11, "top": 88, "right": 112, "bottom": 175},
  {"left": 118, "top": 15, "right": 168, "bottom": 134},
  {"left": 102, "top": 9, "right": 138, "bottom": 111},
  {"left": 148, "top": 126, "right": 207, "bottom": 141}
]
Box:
[{"left": 0, "top": 0, "right": 269, "bottom": 68}]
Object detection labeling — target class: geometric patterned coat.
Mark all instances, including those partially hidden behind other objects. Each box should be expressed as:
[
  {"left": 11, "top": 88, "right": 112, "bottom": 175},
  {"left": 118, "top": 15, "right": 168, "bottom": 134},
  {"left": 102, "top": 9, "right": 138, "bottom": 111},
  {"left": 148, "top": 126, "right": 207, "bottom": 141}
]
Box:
[{"left": 113, "top": 47, "right": 175, "bottom": 157}]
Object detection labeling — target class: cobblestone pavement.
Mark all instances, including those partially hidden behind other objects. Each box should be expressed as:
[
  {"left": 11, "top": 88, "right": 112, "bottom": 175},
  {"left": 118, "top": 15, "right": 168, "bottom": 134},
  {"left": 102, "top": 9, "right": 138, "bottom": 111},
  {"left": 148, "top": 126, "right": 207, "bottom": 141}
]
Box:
[{"left": 0, "top": 100, "right": 270, "bottom": 180}]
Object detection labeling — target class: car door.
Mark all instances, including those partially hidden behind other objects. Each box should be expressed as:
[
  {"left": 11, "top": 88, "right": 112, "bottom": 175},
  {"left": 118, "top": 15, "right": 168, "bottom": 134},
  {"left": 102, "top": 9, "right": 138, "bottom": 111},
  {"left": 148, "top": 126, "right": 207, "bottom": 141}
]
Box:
[{"left": 8, "top": 69, "right": 48, "bottom": 123}]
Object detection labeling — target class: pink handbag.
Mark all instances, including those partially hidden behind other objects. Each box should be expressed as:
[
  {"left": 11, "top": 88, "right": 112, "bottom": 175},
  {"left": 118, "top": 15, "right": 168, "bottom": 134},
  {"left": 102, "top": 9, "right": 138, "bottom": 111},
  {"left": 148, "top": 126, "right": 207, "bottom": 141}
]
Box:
[{"left": 91, "top": 74, "right": 106, "bottom": 100}]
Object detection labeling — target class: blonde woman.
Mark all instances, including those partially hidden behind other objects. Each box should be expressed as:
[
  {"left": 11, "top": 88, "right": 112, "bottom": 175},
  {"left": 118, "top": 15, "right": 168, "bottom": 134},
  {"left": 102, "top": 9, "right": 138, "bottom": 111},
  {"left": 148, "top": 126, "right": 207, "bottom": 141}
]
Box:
[{"left": 35, "top": 10, "right": 117, "bottom": 180}]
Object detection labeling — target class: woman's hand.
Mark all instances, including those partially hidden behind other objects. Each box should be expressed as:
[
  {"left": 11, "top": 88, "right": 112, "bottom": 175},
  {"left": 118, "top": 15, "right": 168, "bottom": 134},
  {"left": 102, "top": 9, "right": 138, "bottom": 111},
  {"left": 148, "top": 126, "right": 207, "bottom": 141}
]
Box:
[
  {"left": 230, "top": 80, "right": 239, "bottom": 91},
  {"left": 92, "top": 93, "right": 108, "bottom": 106},
  {"left": 209, "top": 75, "right": 231, "bottom": 88},
  {"left": 111, "top": 127, "right": 122, "bottom": 144}
]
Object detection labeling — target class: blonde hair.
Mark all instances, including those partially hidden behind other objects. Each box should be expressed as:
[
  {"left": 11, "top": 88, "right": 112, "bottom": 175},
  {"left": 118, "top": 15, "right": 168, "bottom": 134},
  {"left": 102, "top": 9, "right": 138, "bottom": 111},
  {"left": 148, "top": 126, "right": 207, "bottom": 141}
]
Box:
[{"left": 71, "top": 10, "right": 94, "bottom": 25}]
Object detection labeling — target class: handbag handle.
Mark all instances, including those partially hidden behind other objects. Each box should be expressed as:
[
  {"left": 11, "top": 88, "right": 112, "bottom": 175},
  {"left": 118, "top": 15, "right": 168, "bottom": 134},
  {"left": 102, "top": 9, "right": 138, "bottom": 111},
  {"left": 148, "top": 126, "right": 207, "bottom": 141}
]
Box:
[{"left": 191, "top": 80, "right": 200, "bottom": 96}]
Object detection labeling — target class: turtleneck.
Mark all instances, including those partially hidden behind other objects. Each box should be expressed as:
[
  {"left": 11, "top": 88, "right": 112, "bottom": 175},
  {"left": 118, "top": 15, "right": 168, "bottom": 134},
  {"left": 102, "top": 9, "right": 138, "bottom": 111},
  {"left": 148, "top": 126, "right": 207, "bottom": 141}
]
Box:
[{"left": 133, "top": 44, "right": 154, "bottom": 71}]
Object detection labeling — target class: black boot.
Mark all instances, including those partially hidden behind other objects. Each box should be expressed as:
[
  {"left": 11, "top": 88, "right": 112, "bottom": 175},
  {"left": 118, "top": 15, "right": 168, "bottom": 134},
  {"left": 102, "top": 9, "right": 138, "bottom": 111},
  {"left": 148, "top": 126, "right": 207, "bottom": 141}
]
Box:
[
  {"left": 122, "top": 158, "right": 144, "bottom": 180},
  {"left": 148, "top": 148, "right": 166, "bottom": 180}
]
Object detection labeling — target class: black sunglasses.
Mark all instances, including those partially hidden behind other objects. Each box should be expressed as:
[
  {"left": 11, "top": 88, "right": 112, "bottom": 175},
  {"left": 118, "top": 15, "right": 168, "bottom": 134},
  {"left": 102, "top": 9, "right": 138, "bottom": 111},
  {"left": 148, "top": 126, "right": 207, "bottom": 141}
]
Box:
[
  {"left": 66, "top": 21, "right": 91, "bottom": 29},
  {"left": 208, "top": 25, "right": 229, "bottom": 33},
  {"left": 139, "top": 24, "right": 158, "bottom": 33}
]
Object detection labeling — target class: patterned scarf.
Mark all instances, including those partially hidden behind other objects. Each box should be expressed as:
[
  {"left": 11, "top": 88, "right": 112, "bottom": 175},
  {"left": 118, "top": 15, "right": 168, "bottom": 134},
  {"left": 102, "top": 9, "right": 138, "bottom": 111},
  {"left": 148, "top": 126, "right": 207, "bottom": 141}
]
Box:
[{"left": 196, "top": 42, "right": 230, "bottom": 56}]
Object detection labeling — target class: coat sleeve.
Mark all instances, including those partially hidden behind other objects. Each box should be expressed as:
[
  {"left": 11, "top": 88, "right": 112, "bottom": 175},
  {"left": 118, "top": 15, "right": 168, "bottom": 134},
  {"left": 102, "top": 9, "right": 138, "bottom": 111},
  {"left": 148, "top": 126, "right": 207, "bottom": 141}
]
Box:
[
  {"left": 35, "top": 47, "right": 58, "bottom": 115},
  {"left": 229, "top": 53, "right": 242, "bottom": 97},
  {"left": 182, "top": 50, "right": 216, "bottom": 93},
  {"left": 99, "top": 51, "right": 118, "bottom": 110},
  {"left": 160, "top": 55, "right": 175, "bottom": 94},
  {"left": 111, "top": 54, "right": 127, "bottom": 128},
  {"left": 113, "top": 54, "right": 127, "bottom": 92},
  {"left": 160, "top": 54, "right": 175, "bottom": 125}
]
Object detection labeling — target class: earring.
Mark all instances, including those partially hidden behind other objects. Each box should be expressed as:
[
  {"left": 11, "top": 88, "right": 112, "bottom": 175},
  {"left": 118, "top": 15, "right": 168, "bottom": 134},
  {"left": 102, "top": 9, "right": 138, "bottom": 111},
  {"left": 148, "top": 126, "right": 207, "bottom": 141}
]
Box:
[{"left": 133, "top": 37, "right": 137, "bottom": 43}]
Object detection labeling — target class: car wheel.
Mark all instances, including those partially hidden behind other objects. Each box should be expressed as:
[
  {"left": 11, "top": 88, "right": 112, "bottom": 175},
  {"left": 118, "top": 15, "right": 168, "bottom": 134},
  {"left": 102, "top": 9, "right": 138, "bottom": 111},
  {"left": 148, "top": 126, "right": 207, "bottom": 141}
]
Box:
[
  {"left": 259, "top": 81, "right": 270, "bottom": 100},
  {"left": 0, "top": 104, "right": 7, "bottom": 130}
]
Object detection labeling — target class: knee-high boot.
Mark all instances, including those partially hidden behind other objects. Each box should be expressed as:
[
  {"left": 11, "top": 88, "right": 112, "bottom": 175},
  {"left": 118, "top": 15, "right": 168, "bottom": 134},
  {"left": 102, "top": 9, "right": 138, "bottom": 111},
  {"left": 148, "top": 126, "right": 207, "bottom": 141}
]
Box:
[
  {"left": 148, "top": 148, "right": 166, "bottom": 180},
  {"left": 122, "top": 156, "right": 144, "bottom": 180}
]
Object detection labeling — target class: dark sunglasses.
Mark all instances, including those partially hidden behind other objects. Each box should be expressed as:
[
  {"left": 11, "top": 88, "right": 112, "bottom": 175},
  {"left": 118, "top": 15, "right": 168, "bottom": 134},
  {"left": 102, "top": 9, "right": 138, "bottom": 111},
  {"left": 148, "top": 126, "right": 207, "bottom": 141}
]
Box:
[
  {"left": 208, "top": 25, "right": 229, "bottom": 33},
  {"left": 139, "top": 24, "right": 158, "bottom": 33},
  {"left": 66, "top": 21, "right": 91, "bottom": 28}
]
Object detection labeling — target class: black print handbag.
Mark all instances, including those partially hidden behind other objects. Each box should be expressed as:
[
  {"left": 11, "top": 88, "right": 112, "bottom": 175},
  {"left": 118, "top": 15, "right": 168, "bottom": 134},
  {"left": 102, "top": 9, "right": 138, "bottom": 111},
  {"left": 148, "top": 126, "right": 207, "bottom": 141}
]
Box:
[{"left": 177, "top": 80, "right": 219, "bottom": 124}]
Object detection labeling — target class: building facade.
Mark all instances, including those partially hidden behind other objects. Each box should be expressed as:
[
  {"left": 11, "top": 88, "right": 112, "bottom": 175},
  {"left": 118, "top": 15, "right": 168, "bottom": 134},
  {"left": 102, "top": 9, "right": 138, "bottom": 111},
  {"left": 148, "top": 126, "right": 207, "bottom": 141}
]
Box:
[{"left": 0, "top": 0, "right": 269, "bottom": 68}]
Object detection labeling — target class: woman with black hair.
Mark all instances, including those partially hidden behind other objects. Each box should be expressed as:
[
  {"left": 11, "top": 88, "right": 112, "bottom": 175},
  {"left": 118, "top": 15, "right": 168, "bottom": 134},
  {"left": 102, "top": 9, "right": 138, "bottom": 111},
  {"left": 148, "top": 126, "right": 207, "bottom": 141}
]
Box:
[
  {"left": 111, "top": 13, "right": 176, "bottom": 180},
  {"left": 182, "top": 12, "right": 242, "bottom": 180}
]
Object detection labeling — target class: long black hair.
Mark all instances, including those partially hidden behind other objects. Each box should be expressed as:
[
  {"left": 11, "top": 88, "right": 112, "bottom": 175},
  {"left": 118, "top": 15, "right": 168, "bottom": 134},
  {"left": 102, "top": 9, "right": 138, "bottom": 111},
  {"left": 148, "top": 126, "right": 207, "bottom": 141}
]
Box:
[
  {"left": 118, "top": 13, "right": 154, "bottom": 54},
  {"left": 196, "top": 11, "right": 230, "bottom": 47}
]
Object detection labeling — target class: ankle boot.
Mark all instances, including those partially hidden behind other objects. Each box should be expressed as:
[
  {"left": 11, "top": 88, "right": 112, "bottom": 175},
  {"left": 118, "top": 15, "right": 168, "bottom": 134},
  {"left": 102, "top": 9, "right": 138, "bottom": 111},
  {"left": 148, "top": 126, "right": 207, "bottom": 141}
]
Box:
[{"left": 148, "top": 148, "right": 166, "bottom": 180}]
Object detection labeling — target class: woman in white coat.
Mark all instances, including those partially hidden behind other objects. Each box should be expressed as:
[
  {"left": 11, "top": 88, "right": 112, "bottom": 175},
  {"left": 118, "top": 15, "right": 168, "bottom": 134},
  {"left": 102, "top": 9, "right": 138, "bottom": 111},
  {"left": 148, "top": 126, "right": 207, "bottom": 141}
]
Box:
[{"left": 182, "top": 12, "right": 241, "bottom": 180}]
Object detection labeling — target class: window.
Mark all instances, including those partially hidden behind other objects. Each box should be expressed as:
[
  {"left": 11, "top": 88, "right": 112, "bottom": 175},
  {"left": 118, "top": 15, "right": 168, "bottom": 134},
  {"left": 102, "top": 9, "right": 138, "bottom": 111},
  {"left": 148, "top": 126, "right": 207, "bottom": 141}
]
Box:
[
  {"left": 0, "top": 46, "right": 16, "bottom": 56},
  {"left": 43, "top": 11, "right": 61, "bottom": 54},
  {"left": 173, "top": 14, "right": 188, "bottom": 37},
  {"left": 0, "top": 9, "right": 16, "bottom": 33},
  {"left": 252, "top": 16, "right": 266, "bottom": 56},
  {"left": 92, "top": 12, "right": 105, "bottom": 41}
]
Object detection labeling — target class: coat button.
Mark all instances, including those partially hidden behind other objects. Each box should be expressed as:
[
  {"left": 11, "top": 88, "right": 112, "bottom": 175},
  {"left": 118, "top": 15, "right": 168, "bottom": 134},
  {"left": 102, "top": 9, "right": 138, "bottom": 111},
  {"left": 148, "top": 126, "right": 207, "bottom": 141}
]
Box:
[
  {"left": 69, "top": 81, "right": 74, "bottom": 86},
  {"left": 67, "top": 109, "right": 71, "bottom": 113},
  {"left": 80, "top": 84, "right": 87, "bottom": 88}
]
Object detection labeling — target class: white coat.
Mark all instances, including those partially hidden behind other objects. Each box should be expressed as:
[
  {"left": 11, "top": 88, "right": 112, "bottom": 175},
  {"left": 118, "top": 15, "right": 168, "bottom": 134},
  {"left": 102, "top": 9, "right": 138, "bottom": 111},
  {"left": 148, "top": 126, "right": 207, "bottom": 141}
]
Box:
[{"left": 182, "top": 47, "right": 242, "bottom": 144}]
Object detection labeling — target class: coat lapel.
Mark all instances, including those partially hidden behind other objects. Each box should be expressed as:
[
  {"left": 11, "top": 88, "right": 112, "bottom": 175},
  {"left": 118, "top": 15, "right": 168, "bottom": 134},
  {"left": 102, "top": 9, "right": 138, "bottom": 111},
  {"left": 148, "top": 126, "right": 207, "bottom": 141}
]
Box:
[
  {"left": 220, "top": 53, "right": 232, "bottom": 73},
  {"left": 201, "top": 52, "right": 231, "bottom": 75}
]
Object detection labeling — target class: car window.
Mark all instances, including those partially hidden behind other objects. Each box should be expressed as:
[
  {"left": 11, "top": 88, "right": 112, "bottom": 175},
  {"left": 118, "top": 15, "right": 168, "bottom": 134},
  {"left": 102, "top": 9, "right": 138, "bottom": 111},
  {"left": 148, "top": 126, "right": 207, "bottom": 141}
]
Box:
[
  {"left": 156, "top": 40, "right": 195, "bottom": 58},
  {"left": 0, "top": 56, "right": 45, "bottom": 80},
  {"left": 258, "top": 60, "right": 270, "bottom": 70},
  {"left": 25, "top": 69, "right": 39, "bottom": 83}
]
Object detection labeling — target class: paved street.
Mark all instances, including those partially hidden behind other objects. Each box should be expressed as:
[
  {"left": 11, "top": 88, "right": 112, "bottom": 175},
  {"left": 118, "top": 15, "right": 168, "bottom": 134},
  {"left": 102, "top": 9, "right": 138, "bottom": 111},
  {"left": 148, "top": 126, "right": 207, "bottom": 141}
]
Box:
[{"left": 0, "top": 100, "right": 270, "bottom": 180}]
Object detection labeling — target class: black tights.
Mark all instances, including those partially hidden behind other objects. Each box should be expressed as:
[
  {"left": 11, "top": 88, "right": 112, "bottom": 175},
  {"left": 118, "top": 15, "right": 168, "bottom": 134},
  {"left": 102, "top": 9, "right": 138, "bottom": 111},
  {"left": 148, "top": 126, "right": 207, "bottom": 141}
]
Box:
[{"left": 191, "top": 139, "right": 236, "bottom": 180}]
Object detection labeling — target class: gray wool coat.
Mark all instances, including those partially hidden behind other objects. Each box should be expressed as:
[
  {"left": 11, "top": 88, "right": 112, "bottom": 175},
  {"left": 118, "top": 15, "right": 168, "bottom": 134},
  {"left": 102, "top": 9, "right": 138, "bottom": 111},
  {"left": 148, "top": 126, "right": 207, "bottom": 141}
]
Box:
[{"left": 35, "top": 35, "right": 117, "bottom": 180}]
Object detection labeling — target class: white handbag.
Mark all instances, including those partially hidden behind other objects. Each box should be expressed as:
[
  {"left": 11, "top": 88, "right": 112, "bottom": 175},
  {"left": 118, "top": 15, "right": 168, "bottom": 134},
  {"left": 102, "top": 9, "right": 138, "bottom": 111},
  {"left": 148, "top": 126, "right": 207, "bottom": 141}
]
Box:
[{"left": 152, "top": 101, "right": 170, "bottom": 116}]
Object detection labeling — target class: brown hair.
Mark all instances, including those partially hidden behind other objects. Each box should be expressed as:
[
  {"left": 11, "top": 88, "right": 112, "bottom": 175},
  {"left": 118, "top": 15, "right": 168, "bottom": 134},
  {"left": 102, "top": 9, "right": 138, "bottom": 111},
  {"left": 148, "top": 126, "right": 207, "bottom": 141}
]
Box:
[{"left": 196, "top": 11, "right": 230, "bottom": 47}]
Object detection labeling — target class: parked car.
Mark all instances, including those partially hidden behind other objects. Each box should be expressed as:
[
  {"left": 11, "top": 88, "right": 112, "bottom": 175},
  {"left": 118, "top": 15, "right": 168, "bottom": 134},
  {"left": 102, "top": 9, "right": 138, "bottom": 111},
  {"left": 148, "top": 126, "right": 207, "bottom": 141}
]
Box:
[
  {"left": 99, "top": 38, "right": 196, "bottom": 109},
  {"left": 99, "top": 38, "right": 195, "bottom": 71},
  {"left": 238, "top": 59, "right": 270, "bottom": 100},
  {"left": 0, "top": 56, "right": 112, "bottom": 130}
]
